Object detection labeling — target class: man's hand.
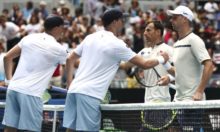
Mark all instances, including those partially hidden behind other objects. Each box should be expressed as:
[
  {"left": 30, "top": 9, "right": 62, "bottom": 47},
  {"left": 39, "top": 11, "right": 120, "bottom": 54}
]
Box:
[
  {"left": 193, "top": 90, "right": 204, "bottom": 101},
  {"left": 159, "top": 51, "right": 169, "bottom": 64},
  {"left": 158, "top": 75, "right": 170, "bottom": 86}
]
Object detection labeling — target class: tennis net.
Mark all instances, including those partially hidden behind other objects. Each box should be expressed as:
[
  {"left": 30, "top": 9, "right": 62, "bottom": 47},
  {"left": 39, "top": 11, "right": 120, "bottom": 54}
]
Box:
[
  {"left": 0, "top": 100, "right": 220, "bottom": 131},
  {"left": 101, "top": 100, "right": 220, "bottom": 132}
]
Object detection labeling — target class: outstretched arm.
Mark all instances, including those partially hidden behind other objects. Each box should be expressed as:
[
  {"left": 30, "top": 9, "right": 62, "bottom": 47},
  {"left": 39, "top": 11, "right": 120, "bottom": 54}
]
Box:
[{"left": 129, "top": 51, "right": 169, "bottom": 69}]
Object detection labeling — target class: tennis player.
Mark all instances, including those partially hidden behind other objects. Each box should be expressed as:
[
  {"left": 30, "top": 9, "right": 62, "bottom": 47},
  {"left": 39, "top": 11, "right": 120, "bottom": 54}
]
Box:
[
  {"left": 63, "top": 9, "right": 169, "bottom": 131},
  {"left": 159, "top": 5, "right": 214, "bottom": 131},
  {"left": 140, "top": 21, "right": 173, "bottom": 103},
  {"left": 160, "top": 5, "right": 213, "bottom": 102},
  {"left": 2, "top": 15, "right": 68, "bottom": 132}
]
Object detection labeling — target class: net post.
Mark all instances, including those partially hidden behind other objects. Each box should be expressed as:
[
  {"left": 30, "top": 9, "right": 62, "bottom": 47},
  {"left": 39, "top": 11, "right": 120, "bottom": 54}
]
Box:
[{"left": 52, "top": 110, "right": 57, "bottom": 132}]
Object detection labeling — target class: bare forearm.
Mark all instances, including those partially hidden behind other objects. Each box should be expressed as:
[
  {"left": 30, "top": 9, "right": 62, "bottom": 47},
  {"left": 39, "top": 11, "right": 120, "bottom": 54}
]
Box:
[
  {"left": 119, "top": 62, "right": 134, "bottom": 70},
  {"left": 142, "top": 58, "right": 159, "bottom": 69},
  {"left": 66, "top": 52, "right": 80, "bottom": 87},
  {"left": 197, "top": 60, "right": 214, "bottom": 93},
  {"left": 66, "top": 58, "right": 74, "bottom": 86},
  {"left": 4, "top": 56, "right": 14, "bottom": 80},
  {"left": 129, "top": 55, "right": 160, "bottom": 69},
  {"left": 3, "top": 45, "right": 21, "bottom": 80}
]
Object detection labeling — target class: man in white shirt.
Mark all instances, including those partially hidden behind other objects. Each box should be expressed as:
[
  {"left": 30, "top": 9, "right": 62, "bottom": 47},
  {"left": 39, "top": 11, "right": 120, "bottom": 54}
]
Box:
[
  {"left": 0, "top": 15, "right": 21, "bottom": 75},
  {"left": 63, "top": 9, "right": 169, "bottom": 132},
  {"left": 0, "top": 15, "right": 21, "bottom": 51},
  {"left": 140, "top": 20, "right": 173, "bottom": 103},
  {"left": 161, "top": 5, "right": 213, "bottom": 102},
  {"left": 159, "top": 5, "right": 214, "bottom": 131},
  {"left": 2, "top": 16, "right": 68, "bottom": 132}
]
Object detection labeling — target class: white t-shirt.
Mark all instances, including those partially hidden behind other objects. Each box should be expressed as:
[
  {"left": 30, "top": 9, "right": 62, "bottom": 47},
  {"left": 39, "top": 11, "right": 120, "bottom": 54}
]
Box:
[
  {"left": 68, "top": 30, "right": 136, "bottom": 100},
  {"left": 0, "top": 22, "right": 20, "bottom": 40},
  {"left": 173, "top": 33, "right": 211, "bottom": 101},
  {"left": 138, "top": 43, "right": 173, "bottom": 102},
  {"left": 8, "top": 33, "right": 68, "bottom": 98}
]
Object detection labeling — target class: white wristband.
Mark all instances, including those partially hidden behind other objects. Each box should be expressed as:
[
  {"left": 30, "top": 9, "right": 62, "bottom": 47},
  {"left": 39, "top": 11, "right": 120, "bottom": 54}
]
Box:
[
  {"left": 156, "top": 56, "right": 165, "bottom": 64},
  {"left": 163, "top": 62, "right": 172, "bottom": 70},
  {"left": 5, "top": 79, "right": 10, "bottom": 85},
  {"left": 167, "top": 74, "right": 175, "bottom": 82}
]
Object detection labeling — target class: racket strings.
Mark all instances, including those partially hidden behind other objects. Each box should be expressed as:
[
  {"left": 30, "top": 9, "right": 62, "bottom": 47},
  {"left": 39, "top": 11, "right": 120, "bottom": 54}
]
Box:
[
  {"left": 141, "top": 110, "right": 177, "bottom": 130},
  {"left": 144, "top": 69, "right": 159, "bottom": 86}
]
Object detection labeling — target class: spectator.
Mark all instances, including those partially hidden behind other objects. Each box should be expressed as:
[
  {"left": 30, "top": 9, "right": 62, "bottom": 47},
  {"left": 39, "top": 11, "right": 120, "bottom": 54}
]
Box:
[
  {"left": 25, "top": 15, "right": 42, "bottom": 34},
  {"left": 39, "top": 0, "right": 49, "bottom": 20},
  {"left": 22, "top": 1, "right": 34, "bottom": 21}
]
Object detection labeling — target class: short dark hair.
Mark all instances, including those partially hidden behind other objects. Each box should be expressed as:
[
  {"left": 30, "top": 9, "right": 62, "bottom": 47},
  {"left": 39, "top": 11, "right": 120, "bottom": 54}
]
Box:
[
  {"left": 102, "top": 9, "right": 125, "bottom": 28},
  {"left": 44, "top": 15, "right": 64, "bottom": 31},
  {"left": 147, "top": 21, "right": 164, "bottom": 37}
]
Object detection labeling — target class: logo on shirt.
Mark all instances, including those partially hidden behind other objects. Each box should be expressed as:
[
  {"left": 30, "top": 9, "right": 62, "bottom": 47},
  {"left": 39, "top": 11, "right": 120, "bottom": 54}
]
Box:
[{"left": 141, "top": 51, "right": 145, "bottom": 56}]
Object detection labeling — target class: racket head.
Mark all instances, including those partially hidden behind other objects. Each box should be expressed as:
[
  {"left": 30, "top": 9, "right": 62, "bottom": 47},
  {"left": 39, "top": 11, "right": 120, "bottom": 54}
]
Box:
[
  {"left": 101, "top": 90, "right": 111, "bottom": 104},
  {"left": 134, "top": 67, "right": 160, "bottom": 88},
  {"left": 42, "top": 90, "right": 52, "bottom": 104},
  {"left": 141, "top": 109, "right": 177, "bottom": 130}
]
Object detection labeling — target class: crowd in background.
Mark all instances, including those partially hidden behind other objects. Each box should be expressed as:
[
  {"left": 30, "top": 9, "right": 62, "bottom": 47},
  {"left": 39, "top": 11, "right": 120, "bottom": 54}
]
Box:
[{"left": 0, "top": 0, "right": 219, "bottom": 89}]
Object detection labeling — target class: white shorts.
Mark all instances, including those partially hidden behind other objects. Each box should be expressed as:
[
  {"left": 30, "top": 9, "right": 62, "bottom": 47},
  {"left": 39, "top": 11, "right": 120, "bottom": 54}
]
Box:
[
  {"left": 2, "top": 90, "right": 43, "bottom": 132},
  {"left": 63, "top": 93, "right": 101, "bottom": 131}
]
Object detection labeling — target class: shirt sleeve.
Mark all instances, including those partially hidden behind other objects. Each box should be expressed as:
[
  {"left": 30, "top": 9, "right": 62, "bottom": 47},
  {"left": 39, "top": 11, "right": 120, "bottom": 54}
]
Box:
[
  {"left": 17, "top": 37, "right": 25, "bottom": 48},
  {"left": 190, "top": 35, "right": 211, "bottom": 63},
  {"left": 114, "top": 40, "right": 136, "bottom": 62}
]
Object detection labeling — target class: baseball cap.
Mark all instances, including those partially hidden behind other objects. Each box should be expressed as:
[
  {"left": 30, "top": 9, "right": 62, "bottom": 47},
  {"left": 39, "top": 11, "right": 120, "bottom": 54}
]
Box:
[
  {"left": 102, "top": 9, "right": 129, "bottom": 27},
  {"left": 167, "top": 5, "right": 194, "bottom": 21},
  {"left": 40, "top": 0, "right": 47, "bottom": 5},
  {"left": 44, "top": 15, "right": 64, "bottom": 31}
]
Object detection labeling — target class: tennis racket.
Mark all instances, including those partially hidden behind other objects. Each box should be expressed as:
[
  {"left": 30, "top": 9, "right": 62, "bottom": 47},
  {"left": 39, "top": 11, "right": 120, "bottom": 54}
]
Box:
[
  {"left": 140, "top": 109, "right": 177, "bottom": 131},
  {"left": 134, "top": 66, "right": 176, "bottom": 89},
  {"left": 101, "top": 90, "right": 111, "bottom": 104},
  {"left": 42, "top": 89, "right": 52, "bottom": 103}
]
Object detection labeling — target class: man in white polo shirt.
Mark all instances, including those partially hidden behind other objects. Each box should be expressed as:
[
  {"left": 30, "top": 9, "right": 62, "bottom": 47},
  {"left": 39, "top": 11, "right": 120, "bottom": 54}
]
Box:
[
  {"left": 2, "top": 15, "right": 68, "bottom": 132},
  {"left": 159, "top": 5, "right": 214, "bottom": 131},
  {"left": 63, "top": 9, "right": 169, "bottom": 131},
  {"left": 140, "top": 20, "right": 174, "bottom": 103},
  {"left": 161, "top": 5, "right": 213, "bottom": 102}
]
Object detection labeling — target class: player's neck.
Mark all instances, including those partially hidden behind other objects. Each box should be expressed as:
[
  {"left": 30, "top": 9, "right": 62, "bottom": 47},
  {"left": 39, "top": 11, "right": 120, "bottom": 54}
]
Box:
[
  {"left": 150, "top": 40, "right": 163, "bottom": 48},
  {"left": 105, "top": 26, "right": 118, "bottom": 36},
  {"left": 178, "top": 28, "right": 192, "bottom": 40}
]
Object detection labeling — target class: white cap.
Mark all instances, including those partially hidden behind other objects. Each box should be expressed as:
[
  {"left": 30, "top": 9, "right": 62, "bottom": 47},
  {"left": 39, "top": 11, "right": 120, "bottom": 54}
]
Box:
[
  {"left": 129, "top": 16, "right": 141, "bottom": 24},
  {"left": 59, "top": 0, "right": 65, "bottom": 5},
  {"left": 167, "top": 5, "right": 194, "bottom": 21},
  {"left": 40, "top": 0, "right": 47, "bottom": 5}
]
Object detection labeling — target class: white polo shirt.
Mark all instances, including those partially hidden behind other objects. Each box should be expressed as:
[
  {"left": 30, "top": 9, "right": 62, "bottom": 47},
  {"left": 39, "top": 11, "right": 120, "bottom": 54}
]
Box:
[
  {"left": 8, "top": 33, "right": 68, "bottom": 98},
  {"left": 139, "top": 43, "right": 173, "bottom": 102},
  {"left": 173, "top": 33, "right": 211, "bottom": 101},
  {"left": 68, "top": 30, "right": 136, "bottom": 100}
]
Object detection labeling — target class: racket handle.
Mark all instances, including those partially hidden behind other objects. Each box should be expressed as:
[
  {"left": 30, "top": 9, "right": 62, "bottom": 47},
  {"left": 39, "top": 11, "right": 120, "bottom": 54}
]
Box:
[{"left": 168, "top": 83, "right": 176, "bottom": 89}]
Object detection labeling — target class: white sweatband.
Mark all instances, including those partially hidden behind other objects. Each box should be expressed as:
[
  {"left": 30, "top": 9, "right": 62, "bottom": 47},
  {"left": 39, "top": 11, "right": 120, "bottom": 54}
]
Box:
[
  {"left": 167, "top": 74, "right": 175, "bottom": 82},
  {"left": 5, "top": 79, "right": 10, "bottom": 85},
  {"left": 163, "top": 62, "right": 172, "bottom": 70},
  {"left": 156, "top": 56, "right": 165, "bottom": 64}
]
